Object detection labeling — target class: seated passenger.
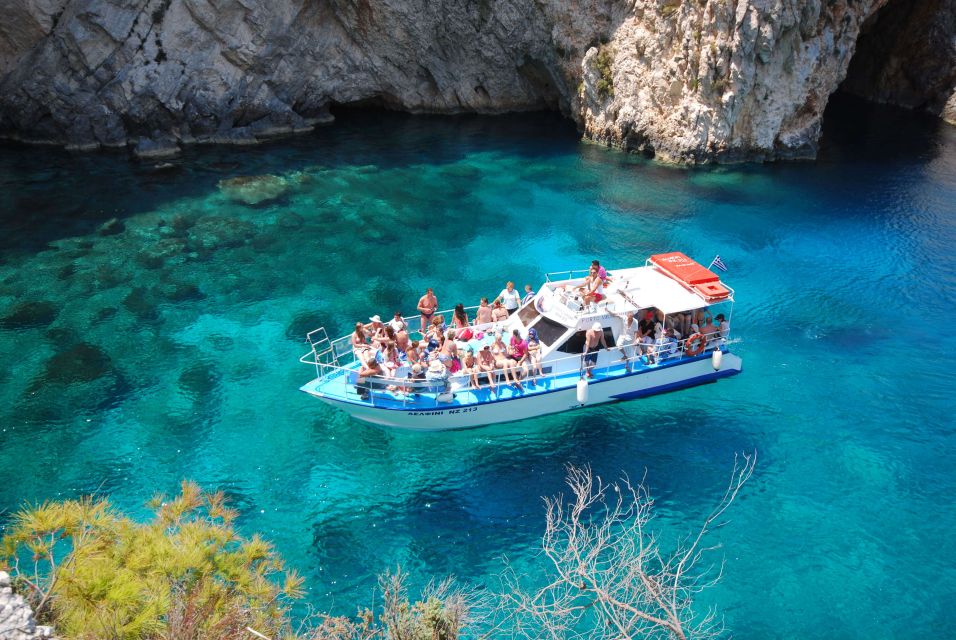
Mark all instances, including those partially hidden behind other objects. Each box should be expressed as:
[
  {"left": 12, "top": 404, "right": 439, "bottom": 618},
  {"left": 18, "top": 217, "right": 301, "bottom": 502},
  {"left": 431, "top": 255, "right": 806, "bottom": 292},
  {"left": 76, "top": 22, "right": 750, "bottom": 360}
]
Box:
[
  {"left": 701, "top": 315, "right": 719, "bottom": 342},
  {"left": 491, "top": 300, "right": 509, "bottom": 323},
  {"left": 522, "top": 284, "right": 535, "bottom": 305},
  {"left": 356, "top": 357, "right": 383, "bottom": 400},
  {"left": 509, "top": 329, "right": 530, "bottom": 382},
  {"left": 351, "top": 322, "right": 371, "bottom": 362},
  {"left": 580, "top": 267, "right": 605, "bottom": 306},
  {"left": 388, "top": 311, "right": 408, "bottom": 334},
  {"left": 439, "top": 329, "right": 459, "bottom": 370},
  {"left": 395, "top": 327, "right": 410, "bottom": 353},
  {"left": 656, "top": 329, "right": 679, "bottom": 360},
  {"left": 405, "top": 340, "right": 421, "bottom": 365},
  {"left": 526, "top": 327, "right": 544, "bottom": 380},
  {"left": 492, "top": 330, "right": 522, "bottom": 390},
  {"left": 475, "top": 297, "right": 494, "bottom": 325},
  {"left": 425, "top": 358, "right": 450, "bottom": 388},
  {"left": 477, "top": 345, "right": 498, "bottom": 392},
  {"left": 366, "top": 315, "right": 387, "bottom": 342},
  {"left": 715, "top": 313, "right": 730, "bottom": 339},
  {"left": 461, "top": 347, "right": 480, "bottom": 389},
  {"left": 452, "top": 303, "right": 469, "bottom": 329}
]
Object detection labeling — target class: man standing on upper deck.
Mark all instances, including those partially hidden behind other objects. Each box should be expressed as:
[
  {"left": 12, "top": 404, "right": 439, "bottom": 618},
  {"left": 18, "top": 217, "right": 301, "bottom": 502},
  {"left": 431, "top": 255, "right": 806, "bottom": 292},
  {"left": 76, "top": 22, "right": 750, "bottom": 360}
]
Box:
[
  {"left": 416, "top": 288, "right": 438, "bottom": 335},
  {"left": 582, "top": 322, "right": 608, "bottom": 379}
]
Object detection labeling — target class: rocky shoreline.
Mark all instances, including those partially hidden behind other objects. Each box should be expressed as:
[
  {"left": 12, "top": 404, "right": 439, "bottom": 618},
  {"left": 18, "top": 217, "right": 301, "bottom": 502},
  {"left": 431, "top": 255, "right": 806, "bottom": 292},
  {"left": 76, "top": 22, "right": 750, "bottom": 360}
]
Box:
[
  {"left": 0, "top": 572, "right": 55, "bottom": 640},
  {"left": 1, "top": 0, "right": 953, "bottom": 163}
]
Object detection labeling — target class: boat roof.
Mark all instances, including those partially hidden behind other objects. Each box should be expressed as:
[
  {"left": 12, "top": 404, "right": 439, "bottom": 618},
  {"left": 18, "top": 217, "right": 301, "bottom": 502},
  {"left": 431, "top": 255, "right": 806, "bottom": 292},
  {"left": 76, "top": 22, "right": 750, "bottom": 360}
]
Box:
[{"left": 540, "top": 264, "right": 731, "bottom": 326}]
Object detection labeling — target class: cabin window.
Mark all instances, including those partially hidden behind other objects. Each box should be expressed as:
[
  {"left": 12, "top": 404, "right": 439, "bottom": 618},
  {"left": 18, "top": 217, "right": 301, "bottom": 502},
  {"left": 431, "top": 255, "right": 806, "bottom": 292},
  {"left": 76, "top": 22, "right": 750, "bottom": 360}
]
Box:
[
  {"left": 532, "top": 316, "right": 569, "bottom": 346},
  {"left": 557, "top": 327, "right": 615, "bottom": 354}
]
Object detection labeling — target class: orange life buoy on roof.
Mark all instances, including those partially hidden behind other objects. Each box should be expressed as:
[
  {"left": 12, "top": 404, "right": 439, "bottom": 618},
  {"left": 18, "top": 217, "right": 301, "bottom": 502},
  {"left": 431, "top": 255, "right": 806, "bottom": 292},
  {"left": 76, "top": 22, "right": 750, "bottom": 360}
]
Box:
[{"left": 684, "top": 333, "right": 706, "bottom": 357}]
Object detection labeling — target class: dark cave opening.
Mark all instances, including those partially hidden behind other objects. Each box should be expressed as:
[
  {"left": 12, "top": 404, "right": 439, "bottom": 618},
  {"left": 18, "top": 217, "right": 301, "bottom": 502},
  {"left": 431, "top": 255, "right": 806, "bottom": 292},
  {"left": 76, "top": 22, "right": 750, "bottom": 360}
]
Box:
[{"left": 838, "top": 0, "right": 955, "bottom": 116}]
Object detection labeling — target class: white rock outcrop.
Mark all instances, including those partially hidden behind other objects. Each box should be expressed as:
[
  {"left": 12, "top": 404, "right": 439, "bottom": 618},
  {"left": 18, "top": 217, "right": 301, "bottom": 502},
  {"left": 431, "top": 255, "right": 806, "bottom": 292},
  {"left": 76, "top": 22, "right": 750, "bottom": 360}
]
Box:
[
  {"left": 0, "top": 0, "right": 952, "bottom": 162},
  {"left": 0, "top": 572, "right": 55, "bottom": 640}
]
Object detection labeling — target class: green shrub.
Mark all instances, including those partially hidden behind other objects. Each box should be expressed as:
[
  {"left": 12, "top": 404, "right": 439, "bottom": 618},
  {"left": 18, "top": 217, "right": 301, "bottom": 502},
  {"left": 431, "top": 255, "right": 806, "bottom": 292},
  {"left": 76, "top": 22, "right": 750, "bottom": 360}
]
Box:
[
  {"left": 0, "top": 482, "right": 302, "bottom": 640},
  {"left": 595, "top": 45, "right": 614, "bottom": 99}
]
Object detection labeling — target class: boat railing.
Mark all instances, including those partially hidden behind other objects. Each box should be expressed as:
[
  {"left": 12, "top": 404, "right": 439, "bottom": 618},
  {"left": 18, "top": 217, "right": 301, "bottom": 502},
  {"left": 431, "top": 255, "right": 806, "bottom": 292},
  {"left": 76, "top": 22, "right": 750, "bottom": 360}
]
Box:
[
  {"left": 544, "top": 268, "right": 592, "bottom": 283},
  {"left": 301, "top": 329, "right": 734, "bottom": 407}
]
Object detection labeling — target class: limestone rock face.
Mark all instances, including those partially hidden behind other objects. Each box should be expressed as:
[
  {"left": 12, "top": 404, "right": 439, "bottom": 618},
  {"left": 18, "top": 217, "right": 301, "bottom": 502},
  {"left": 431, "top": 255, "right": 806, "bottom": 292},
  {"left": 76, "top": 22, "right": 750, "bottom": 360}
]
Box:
[
  {"left": 0, "top": 571, "right": 56, "bottom": 640},
  {"left": 0, "top": 0, "right": 952, "bottom": 162}
]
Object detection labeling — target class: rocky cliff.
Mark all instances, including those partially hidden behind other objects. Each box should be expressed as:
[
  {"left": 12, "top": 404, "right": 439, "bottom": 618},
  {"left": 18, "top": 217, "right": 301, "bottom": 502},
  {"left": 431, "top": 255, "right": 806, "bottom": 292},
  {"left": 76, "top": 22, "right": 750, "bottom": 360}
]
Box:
[{"left": 0, "top": 0, "right": 953, "bottom": 162}]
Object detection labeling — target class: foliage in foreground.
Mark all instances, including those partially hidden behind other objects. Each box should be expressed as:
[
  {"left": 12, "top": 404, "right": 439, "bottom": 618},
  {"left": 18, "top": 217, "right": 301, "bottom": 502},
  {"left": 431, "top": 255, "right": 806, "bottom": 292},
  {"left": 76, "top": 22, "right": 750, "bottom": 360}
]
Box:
[
  {"left": 0, "top": 481, "right": 301, "bottom": 640},
  {"left": 1, "top": 454, "right": 755, "bottom": 640}
]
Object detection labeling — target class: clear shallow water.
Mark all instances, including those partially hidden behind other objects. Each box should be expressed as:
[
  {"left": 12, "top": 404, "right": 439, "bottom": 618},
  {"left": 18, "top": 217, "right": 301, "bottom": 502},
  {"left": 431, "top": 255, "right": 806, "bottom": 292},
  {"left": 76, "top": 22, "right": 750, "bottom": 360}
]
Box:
[{"left": 1, "top": 95, "right": 955, "bottom": 637}]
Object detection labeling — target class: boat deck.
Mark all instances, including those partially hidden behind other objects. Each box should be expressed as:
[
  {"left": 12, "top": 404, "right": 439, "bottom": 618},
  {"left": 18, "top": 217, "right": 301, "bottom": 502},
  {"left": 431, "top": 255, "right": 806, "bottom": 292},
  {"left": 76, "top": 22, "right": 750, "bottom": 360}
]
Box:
[{"left": 300, "top": 355, "right": 685, "bottom": 410}]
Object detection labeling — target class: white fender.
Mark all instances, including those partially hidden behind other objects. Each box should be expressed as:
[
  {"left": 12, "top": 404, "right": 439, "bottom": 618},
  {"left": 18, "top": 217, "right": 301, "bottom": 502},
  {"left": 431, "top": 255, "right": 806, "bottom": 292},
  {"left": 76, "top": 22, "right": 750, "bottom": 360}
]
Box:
[
  {"left": 437, "top": 391, "right": 455, "bottom": 403},
  {"left": 712, "top": 349, "right": 723, "bottom": 371},
  {"left": 576, "top": 378, "right": 589, "bottom": 404}
]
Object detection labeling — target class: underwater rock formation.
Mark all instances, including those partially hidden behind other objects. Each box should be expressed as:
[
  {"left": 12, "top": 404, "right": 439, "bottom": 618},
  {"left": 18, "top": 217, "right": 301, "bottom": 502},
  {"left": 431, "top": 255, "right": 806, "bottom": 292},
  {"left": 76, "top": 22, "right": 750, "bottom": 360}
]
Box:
[{"left": 0, "top": 0, "right": 952, "bottom": 162}]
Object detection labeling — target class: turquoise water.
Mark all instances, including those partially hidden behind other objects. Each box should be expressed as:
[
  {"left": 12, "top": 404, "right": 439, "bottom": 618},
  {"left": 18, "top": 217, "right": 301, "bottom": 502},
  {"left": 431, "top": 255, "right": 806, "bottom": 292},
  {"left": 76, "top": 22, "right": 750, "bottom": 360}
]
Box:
[{"left": 1, "top": 95, "right": 955, "bottom": 637}]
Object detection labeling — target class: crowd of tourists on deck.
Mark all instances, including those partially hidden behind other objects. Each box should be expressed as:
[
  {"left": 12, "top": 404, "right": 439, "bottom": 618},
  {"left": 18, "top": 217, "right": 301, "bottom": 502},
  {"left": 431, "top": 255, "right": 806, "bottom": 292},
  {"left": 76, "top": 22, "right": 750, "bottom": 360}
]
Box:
[
  {"left": 348, "top": 259, "right": 728, "bottom": 399},
  {"left": 349, "top": 279, "right": 544, "bottom": 399}
]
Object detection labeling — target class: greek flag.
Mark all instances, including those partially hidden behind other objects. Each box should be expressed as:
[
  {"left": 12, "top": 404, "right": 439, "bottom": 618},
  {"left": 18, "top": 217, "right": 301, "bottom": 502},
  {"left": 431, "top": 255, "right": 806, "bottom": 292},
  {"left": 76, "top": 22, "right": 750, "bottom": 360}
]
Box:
[{"left": 710, "top": 255, "right": 728, "bottom": 272}]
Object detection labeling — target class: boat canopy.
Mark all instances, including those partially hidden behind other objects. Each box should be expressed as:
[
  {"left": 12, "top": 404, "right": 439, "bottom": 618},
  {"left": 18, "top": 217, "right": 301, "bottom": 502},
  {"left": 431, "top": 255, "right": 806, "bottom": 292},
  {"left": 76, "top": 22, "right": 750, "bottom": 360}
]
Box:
[{"left": 612, "top": 266, "right": 724, "bottom": 315}]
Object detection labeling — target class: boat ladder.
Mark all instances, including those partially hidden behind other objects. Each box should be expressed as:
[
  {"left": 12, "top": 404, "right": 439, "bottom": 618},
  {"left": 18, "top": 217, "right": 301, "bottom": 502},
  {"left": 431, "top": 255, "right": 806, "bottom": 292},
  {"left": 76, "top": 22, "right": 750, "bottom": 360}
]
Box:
[{"left": 305, "top": 327, "right": 342, "bottom": 377}]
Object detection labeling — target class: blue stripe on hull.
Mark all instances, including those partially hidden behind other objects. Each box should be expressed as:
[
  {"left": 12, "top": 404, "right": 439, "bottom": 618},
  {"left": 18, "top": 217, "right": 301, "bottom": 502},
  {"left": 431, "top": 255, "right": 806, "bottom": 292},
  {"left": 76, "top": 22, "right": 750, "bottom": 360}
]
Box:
[{"left": 609, "top": 368, "right": 740, "bottom": 400}]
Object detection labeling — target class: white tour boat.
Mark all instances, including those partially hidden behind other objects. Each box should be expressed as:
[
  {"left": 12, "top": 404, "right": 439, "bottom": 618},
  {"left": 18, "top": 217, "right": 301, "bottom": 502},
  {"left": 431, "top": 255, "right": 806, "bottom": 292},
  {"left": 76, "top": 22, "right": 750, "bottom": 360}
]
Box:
[{"left": 299, "top": 253, "right": 742, "bottom": 430}]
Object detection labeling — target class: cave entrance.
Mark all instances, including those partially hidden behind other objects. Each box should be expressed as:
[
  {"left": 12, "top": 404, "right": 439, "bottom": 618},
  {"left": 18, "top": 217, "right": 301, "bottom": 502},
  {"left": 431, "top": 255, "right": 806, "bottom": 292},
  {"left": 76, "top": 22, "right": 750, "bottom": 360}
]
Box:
[{"left": 838, "top": 0, "right": 955, "bottom": 116}]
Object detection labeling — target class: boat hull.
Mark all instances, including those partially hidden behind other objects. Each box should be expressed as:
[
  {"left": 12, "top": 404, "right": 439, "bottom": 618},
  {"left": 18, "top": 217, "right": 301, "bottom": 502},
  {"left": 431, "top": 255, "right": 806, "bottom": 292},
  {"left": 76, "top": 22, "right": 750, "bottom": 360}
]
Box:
[{"left": 305, "top": 353, "right": 742, "bottom": 431}]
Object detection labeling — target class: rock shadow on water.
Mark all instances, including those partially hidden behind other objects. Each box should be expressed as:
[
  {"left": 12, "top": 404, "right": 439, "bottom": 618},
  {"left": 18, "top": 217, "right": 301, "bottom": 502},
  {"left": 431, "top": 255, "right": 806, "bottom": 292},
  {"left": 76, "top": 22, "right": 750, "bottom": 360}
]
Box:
[
  {"left": 20, "top": 342, "right": 134, "bottom": 422},
  {"left": 0, "top": 300, "right": 60, "bottom": 330}
]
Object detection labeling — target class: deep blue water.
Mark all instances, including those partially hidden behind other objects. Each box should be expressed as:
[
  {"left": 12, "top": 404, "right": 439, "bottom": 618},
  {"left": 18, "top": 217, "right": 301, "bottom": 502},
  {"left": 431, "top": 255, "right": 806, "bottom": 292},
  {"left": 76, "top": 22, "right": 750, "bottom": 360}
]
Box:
[{"left": 1, "top": 95, "right": 954, "bottom": 638}]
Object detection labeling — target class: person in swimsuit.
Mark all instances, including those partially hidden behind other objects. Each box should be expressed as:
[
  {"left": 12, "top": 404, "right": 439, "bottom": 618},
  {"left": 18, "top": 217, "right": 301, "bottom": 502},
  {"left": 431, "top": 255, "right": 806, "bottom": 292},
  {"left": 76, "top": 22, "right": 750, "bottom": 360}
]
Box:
[
  {"left": 351, "top": 322, "right": 371, "bottom": 363},
  {"left": 582, "top": 322, "right": 607, "bottom": 379},
  {"left": 417, "top": 287, "right": 438, "bottom": 334},
  {"left": 492, "top": 331, "right": 522, "bottom": 390},
  {"left": 526, "top": 327, "right": 544, "bottom": 380},
  {"left": 491, "top": 300, "right": 509, "bottom": 323},
  {"left": 453, "top": 303, "right": 469, "bottom": 328},
  {"left": 462, "top": 348, "right": 481, "bottom": 389},
  {"left": 476, "top": 345, "right": 498, "bottom": 392},
  {"left": 475, "top": 297, "right": 493, "bottom": 325}
]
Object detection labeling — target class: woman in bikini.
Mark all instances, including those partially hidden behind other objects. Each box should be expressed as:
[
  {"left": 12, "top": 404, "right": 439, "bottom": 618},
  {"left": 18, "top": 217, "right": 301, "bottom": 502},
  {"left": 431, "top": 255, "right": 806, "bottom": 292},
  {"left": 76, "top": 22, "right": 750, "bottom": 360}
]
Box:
[
  {"left": 491, "top": 300, "right": 509, "bottom": 323},
  {"left": 491, "top": 331, "right": 522, "bottom": 390},
  {"left": 453, "top": 303, "right": 469, "bottom": 329},
  {"left": 351, "top": 322, "right": 371, "bottom": 363}
]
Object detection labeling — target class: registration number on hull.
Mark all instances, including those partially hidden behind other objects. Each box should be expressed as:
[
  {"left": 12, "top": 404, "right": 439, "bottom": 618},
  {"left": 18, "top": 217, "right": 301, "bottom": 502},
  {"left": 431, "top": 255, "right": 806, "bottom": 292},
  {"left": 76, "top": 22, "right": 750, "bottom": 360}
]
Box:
[{"left": 406, "top": 406, "right": 479, "bottom": 416}]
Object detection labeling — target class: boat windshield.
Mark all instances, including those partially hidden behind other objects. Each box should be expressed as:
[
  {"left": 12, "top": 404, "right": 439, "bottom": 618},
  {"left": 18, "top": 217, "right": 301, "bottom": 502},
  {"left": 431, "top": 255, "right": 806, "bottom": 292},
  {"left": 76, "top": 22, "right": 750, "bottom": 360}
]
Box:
[
  {"left": 517, "top": 302, "right": 541, "bottom": 325},
  {"left": 531, "top": 316, "right": 569, "bottom": 346}
]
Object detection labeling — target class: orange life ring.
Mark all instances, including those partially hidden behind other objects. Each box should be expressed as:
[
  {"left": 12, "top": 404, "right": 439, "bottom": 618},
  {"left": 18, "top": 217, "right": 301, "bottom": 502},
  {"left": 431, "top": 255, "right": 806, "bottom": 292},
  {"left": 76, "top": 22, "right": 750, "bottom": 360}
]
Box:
[{"left": 684, "top": 333, "right": 706, "bottom": 357}]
